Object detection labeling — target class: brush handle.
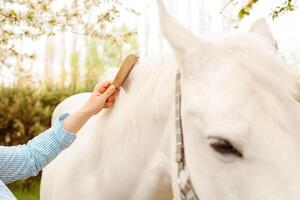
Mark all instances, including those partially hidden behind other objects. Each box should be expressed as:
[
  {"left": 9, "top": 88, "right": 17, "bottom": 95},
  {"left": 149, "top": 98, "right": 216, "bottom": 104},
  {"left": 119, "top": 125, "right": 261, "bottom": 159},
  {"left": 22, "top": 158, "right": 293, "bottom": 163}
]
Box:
[{"left": 112, "top": 54, "right": 139, "bottom": 89}]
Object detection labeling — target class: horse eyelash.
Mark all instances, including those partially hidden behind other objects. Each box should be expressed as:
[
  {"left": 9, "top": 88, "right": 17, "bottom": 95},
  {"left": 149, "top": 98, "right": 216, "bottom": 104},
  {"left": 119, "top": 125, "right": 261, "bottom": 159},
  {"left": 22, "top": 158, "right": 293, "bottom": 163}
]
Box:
[{"left": 208, "top": 137, "right": 243, "bottom": 158}]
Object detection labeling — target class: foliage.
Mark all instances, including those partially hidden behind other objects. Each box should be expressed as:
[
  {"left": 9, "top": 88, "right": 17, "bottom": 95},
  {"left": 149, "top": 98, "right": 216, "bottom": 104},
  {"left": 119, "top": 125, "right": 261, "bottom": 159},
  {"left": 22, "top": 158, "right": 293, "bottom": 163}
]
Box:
[
  {"left": 236, "top": 0, "right": 297, "bottom": 20},
  {"left": 271, "top": 0, "right": 296, "bottom": 19},
  {"left": 8, "top": 178, "right": 40, "bottom": 200},
  {"left": 238, "top": 0, "right": 258, "bottom": 19},
  {"left": 0, "top": 85, "right": 88, "bottom": 146},
  {"left": 0, "top": 0, "right": 136, "bottom": 69},
  {"left": 68, "top": 26, "right": 138, "bottom": 90}
]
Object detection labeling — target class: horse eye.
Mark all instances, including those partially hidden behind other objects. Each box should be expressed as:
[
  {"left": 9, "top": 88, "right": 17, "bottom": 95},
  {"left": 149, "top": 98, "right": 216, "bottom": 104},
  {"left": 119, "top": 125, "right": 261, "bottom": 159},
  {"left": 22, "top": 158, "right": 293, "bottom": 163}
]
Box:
[{"left": 208, "top": 137, "right": 243, "bottom": 158}]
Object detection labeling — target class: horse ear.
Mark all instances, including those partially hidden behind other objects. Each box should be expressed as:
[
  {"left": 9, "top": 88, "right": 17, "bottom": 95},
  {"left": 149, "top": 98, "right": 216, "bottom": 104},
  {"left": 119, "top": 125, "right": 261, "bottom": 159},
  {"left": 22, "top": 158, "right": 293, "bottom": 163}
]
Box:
[
  {"left": 157, "top": 0, "right": 201, "bottom": 62},
  {"left": 249, "top": 18, "right": 276, "bottom": 48}
]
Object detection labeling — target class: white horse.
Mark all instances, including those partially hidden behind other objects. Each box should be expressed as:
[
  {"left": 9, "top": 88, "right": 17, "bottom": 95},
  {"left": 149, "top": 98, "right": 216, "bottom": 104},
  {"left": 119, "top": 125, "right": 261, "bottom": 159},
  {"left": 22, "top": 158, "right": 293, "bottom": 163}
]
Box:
[{"left": 41, "top": 1, "right": 300, "bottom": 199}]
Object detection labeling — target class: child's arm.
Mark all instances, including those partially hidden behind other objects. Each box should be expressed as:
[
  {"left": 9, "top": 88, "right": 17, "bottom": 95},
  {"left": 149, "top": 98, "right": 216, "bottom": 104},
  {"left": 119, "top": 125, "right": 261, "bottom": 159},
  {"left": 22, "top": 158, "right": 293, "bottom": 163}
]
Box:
[{"left": 0, "top": 81, "right": 116, "bottom": 184}]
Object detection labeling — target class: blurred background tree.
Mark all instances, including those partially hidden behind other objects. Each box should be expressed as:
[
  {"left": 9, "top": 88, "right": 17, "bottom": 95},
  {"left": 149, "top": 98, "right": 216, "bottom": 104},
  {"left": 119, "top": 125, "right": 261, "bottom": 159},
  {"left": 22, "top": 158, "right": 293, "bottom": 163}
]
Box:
[
  {"left": 0, "top": 0, "right": 138, "bottom": 198},
  {"left": 0, "top": 0, "right": 135, "bottom": 67},
  {"left": 237, "top": 0, "right": 296, "bottom": 19}
]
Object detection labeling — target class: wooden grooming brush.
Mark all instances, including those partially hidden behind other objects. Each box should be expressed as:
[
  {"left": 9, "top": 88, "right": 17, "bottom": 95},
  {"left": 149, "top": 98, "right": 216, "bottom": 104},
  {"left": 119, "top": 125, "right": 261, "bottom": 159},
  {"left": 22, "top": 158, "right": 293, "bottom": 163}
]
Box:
[{"left": 112, "top": 54, "right": 139, "bottom": 90}]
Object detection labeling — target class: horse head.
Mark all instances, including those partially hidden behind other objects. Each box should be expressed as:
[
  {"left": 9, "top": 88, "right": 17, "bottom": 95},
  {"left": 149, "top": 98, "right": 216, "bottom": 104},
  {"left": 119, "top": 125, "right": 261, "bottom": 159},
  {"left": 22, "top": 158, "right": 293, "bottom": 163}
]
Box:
[{"left": 158, "top": 0, "right": 300, "bottom": 199}]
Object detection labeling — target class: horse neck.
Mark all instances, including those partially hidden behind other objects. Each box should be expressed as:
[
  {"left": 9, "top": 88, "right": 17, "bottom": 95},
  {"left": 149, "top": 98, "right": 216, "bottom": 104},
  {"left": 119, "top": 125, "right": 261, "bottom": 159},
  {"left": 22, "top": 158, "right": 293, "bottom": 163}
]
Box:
[{"left": 93, "top": 53, "right": 178, "bottom": 154}]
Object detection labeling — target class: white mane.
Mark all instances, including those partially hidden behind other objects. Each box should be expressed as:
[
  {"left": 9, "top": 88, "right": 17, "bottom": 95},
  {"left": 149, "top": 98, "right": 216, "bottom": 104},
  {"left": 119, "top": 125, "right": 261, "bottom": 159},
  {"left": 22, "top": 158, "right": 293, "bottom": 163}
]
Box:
[{"left": 98, "top": 53, "right": 177, "bottom": 138}]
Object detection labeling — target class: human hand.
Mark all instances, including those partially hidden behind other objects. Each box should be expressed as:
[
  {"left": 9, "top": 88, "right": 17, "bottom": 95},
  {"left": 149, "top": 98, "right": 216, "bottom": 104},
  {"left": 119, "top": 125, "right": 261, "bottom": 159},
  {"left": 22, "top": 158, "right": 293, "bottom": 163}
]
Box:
[{"left": 81, "top": 80, "right": 117, "bottom": 117}]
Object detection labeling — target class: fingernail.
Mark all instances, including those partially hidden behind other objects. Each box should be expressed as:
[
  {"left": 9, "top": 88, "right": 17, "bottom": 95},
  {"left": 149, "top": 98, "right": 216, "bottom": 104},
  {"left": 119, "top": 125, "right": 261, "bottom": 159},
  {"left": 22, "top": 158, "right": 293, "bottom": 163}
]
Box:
[{"left": 108, "top": 85, "right": 115, "bottom": 92}]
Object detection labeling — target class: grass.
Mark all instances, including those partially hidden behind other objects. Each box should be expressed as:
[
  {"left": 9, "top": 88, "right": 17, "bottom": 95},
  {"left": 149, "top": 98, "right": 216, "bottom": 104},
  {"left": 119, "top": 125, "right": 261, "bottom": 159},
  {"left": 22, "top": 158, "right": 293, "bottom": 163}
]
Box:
[{"left": 8, "top": 178, "right": 40, "bottom": 200}]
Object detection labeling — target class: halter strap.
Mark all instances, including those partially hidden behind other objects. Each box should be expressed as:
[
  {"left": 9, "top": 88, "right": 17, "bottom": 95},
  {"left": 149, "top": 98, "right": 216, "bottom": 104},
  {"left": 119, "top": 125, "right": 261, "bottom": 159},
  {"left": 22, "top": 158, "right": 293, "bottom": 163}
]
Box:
[{"left": 175, "top": 72, "right": 199, "bottom": 200}]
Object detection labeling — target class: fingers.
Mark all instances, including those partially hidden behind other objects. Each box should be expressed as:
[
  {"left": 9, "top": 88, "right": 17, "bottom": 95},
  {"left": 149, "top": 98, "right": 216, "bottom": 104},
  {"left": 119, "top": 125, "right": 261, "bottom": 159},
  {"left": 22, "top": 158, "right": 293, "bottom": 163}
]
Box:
[
  {"left": 107, "top": 91, "right": 117, "bottom": 102},
  {"left": 107, "top": 95, "right": 115, "bottom": 103},
  {"left": 94, "top": 81, "right": 120, "bottom": 110},
  {"left": 104, "top": 101, "right": 114, "bottom": 108},
  {"left": 95, "top": 80, "right": 110, "bottom": 94},
  {"left": 102, "top": 85, "right": 116, "bottom": 99},
  {"left": 107, "top": 88, "right": 120, "bottom": 100},
  {"left": 103, "top": 88, "right": 119, "bottom": 110}
]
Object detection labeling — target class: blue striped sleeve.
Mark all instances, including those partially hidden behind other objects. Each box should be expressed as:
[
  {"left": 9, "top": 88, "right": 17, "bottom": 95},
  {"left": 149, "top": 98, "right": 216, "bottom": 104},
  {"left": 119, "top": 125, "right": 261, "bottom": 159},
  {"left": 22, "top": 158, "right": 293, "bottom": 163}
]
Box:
[{"left": 0, "top": 113, "right": 76, "bottom": 184}]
